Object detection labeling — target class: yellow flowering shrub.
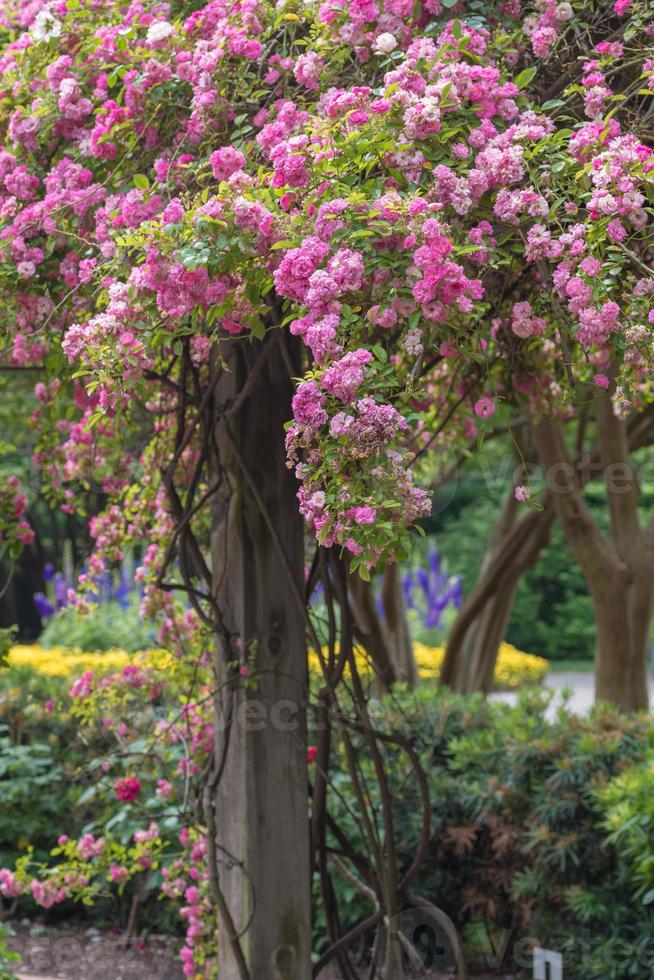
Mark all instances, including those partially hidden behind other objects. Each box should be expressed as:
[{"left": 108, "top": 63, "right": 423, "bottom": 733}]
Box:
[
  {"left": 8, "top": 642, "right": 547, "bottom": 690},
  {"left": 413, "top": 641, "right": 548, "bottom": 688},
  {"left": 493, "top": 642, "right": 549, "bottom": 688},
  {"left": 307, "top": 644, "right": 371, "bottom": 678},
  {"left": 309, "top": 641, "right": 548, "bottom": 689},
  {"left": 6, "top": 645, "right": 169, "bottom": 678}
]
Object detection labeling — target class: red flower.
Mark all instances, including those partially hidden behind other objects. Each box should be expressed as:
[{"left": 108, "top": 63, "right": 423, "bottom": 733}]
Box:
[{"left": 114, "top": 776, "right": 141, "bottom": 802}]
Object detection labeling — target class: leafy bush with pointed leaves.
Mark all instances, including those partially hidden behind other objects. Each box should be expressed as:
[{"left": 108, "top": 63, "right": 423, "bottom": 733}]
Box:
[{"left": 317, "top": 686, "right": 654, "bottom": 977}]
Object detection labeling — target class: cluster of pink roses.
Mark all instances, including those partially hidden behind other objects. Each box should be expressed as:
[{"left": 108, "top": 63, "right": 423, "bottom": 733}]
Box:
[
  {"left": 0, "top": 475, "right": 34, "bottom": 553},
  {"left": 164, "top": 828, "right": 214, "bottom": 977}
]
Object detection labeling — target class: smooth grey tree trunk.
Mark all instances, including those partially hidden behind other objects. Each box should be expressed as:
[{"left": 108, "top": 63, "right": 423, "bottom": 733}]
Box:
[{"left": 209, "top": 334, "right": 311, "bottom": 979}]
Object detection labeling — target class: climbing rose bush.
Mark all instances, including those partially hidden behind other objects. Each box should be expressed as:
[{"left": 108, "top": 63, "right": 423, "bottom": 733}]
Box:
[
  {"left": 0, "top": 0, "right": 652, "bottom": 973},
  {"left": 0, "top": 474, "right": 34, "bottom": 558},
  {"left": 1, "top": 637, "right": 217, "bottom": 976},
  {"left": 0, "top": 0, "right": 650, "bottom": 578}
]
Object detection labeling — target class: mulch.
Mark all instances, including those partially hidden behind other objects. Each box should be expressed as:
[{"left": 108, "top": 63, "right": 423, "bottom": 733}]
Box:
[
  {"left": 9, "top": 924, "right": 515, "bottom": 980},
  {"left": 7, "top": 924, "right": 183, "bottom": 980},
  {"left": 319, "top": 971, "right": 511, "bottom": 979}
]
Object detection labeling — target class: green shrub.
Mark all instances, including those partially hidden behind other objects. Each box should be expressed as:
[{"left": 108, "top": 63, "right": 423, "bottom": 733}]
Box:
[
  {"left": 315, "top": 686, "right": 654, "bottom": 977},
  {"left": 0, "top": 655, "right": 148, "bottom": 868},
  {"left": 0, "top": 666, "right": 93, "bottom": 868},
  {"left": 0, "top": 732, "right": 66, "bottom": 866},
  {"left": 39, "top": 598, "right": 153, "bottom": 653},
  {"left": 0, "top": 923, "right": 20, "bottom": 980},
  {"left": 0, "top": 649, "right": 188, "bottom": 938},
  {"left": 599, "top": 757, "right": 654, "bottom": 906},
  {"left": 0, "top": 664, "right": 69, "bottom": 859}
]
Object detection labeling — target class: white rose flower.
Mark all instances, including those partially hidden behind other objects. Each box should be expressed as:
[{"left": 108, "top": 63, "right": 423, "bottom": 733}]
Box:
[
  {"left": 420, "top": 97, "right": 441, "bottom": 123},
  {"left": 32, "top": 8, "right": 62, "bottom": 42},
  {"left": 556, "top": 2, "right": 574, "bottom": 20},
  {"left": 146, "top": 21, "right": 174, "bottom": 44},
  {"left": 374, "top": 33, "right": 398, "bottom": 55}
]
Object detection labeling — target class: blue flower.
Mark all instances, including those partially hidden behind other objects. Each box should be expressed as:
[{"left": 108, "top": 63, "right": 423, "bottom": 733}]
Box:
[
  {"left": 402, "top": 548, "right": 462, "bottom": 630},
  {"left": 34, "top": 592, "right": 54, "bottom": 619}
]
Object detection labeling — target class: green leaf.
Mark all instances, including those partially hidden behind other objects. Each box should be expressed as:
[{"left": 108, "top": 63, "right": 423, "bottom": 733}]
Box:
[
  {"left": 514, "top": 66, "right": 538, "bottom": 90},
  {"left": 0, "top": 625, "right": 16, "bottom": 667},
  {"left": 133, "top": 173, "right": 150, "bottom": 190}
]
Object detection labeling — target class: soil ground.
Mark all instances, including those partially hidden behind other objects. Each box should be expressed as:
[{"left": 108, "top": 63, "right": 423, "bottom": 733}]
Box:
[
  {"left": 8, "top": 924, "right": 515, "bottom": 979},
  {"left": 7, "top": 924, "right": 183, "bottom": 980}
]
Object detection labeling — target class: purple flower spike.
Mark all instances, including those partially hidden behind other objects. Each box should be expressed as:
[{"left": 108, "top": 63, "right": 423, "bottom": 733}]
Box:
[{"left": 34, "top": 592, "right": 55, "bottom": 619}]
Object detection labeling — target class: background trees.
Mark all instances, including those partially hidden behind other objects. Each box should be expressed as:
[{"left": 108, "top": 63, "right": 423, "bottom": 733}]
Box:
[{"left": 439, "top": 409, "right": 654, "bottom": 703}]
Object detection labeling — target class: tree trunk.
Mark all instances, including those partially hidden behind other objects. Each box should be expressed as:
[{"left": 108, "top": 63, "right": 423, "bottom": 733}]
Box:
[
  {"left": 380, "top": 563, "right": 418, "bottom": 688},
  {"left": 441, "top": 486, "right": 555, "bottom": 694},
  {"left": 592, "top": 561, "right": 651, "bottom": 711},
  {"left": 347, "top": 568, "right": 399, "bottom": 692},
  {"left": 210, "top": 335, "right": 311, "bottom": 979},
  {"left": 346, "top": 563, "right": 418, "bottom": 691},
  {"left": 530, "top": 408, "right": 653, "bottom": 712},
  {"left": 453, "top": 581, "right": 519, "bottom": 694},
  {"left": 593, "top": 387, "right": 652, "bottom": 710}
]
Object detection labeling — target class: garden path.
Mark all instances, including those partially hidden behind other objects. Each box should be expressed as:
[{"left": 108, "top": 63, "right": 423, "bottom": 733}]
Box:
[{"left": 492, "top": 670, "right": 654, "bottom": 715}]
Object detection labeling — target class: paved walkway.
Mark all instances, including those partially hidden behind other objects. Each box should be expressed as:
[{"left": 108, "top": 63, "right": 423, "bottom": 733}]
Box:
[{"left": 492, "top": 670, "right": 654, "bottom": 714}]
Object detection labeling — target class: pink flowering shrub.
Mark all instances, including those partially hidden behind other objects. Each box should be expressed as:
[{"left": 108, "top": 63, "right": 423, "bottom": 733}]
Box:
[
  {"left": 0, "top": 642, "right": 217, "bottom": 975},
  {"left": 0, "top": 0, "right": 648, "bottom": 572},
  {"left": 0, "top": 475, "right": 34, "bottom": 557}
]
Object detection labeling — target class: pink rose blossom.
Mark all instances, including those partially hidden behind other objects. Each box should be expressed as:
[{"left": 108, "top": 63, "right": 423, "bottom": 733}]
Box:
[{"left": 474, "top": 397, "right": 496, "bottom": 419}]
